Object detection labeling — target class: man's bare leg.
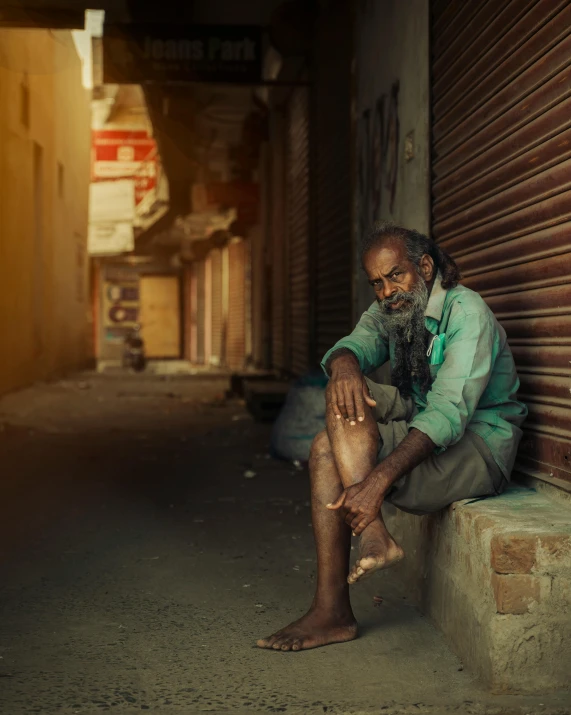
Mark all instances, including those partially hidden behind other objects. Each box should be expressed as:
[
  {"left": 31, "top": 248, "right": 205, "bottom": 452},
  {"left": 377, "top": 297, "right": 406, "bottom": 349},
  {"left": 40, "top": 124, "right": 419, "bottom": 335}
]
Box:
[
  {"left": 256, "top": 431, "right": 357, "bottom": 651},
  {"left": 326, "top": 408, "right": 404, "bottom": 584}
]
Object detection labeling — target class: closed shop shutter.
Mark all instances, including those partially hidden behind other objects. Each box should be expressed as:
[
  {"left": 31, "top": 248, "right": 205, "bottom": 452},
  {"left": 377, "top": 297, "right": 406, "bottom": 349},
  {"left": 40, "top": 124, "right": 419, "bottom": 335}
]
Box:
[
  {"left": 270, "top": 110, "right": 288, "bottom": 372},
  {"left": 204, "top": 255, "right": 212, "bottom": 365},
  {"left": 227, "top": 238, "right": 246, "bottom": 370},
  {"left": 183, "top": 264, "right": 195, "bottom": 362},
  {"left": 431, "top": 1, "right": 571, "bottom": 487},
  {"left": 195, "top": 260, "right": 205, "bottom": 364},
  {"left": 314, "top": 2, "right": 353, "bottom": 362},
  {"left": 287, "top": 87, "right": 311, "bottom": 375},
  {"left": 210, "top": 248, "right": 223, "bottom": 366}
]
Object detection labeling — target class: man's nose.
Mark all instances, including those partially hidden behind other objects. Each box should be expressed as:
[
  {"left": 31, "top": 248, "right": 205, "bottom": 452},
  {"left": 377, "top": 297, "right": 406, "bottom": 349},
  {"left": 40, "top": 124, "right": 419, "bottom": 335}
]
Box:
[{"left": 383, "top": 283, "right": 397, "bottom": 299}]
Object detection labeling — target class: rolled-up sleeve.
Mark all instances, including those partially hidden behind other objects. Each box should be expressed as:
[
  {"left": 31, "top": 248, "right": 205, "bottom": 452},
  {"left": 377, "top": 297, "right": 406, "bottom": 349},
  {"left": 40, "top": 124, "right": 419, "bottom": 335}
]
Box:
[
  {"left": 321, "top": 302, "right": 390, "bottom": 375},
  {"left": 410, "top": 309, "right": 495, "bottom": 450}
]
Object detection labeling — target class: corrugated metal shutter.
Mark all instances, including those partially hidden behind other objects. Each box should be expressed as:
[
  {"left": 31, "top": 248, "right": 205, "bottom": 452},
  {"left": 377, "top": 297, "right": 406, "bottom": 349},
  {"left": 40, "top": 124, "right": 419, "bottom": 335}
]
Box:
[
  {"left": 227, "top": 238, "right": 246, "bottom": 370},
  {"left": 204, "top": 255, "right": 212, "bottom": 365},
  {"left": 183, "top": 264, "right": 194, "bottom": 362},
  {"left": 431, "top": 0, "right": 571, "bottom": 488},
  {"left": 314, "top": 3, "right": 353, "bottom": 362},
  {"left": 287, "top": 87, "right": 311, "bottom": 375},
  {"left": 210, "top": 248, "right": 223, "bottom": 366},
  {"left": 270, "top": 110, "right": 288, "bottom": 372},
  {"left": 195, "top": 260, "right": 205, "bottom": 364}
]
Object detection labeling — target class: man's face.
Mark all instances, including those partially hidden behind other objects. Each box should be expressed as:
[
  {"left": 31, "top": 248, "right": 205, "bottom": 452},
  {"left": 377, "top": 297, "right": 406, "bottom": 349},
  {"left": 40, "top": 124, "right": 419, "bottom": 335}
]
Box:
[{"left": 363, "top": 237, "right": 430, "bottom": 317}]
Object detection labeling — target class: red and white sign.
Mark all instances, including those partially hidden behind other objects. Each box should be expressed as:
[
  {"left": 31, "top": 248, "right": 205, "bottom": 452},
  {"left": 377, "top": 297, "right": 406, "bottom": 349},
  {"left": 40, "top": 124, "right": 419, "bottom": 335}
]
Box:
[{"left": 92, "top": 129, "right": 157, "bottom": 205}]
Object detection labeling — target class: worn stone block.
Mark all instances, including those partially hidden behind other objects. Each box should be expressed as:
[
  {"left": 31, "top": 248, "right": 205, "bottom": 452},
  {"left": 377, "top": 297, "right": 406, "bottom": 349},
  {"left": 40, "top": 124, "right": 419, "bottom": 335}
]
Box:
[
  {"left": 491, "top": 573, "right": 541, "bottom": 614},
  {"left": 536, "top": 534, "right": 571, "bottom": 575},
  {"left": 491, "top": 533, "right": 536, "bottom": 574}
]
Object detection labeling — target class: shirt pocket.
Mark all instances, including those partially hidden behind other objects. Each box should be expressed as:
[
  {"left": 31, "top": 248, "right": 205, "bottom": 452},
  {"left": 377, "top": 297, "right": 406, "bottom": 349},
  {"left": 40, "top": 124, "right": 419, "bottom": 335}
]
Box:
[{"left": 427, "top": 334, "right": 446, "bottom": 379}]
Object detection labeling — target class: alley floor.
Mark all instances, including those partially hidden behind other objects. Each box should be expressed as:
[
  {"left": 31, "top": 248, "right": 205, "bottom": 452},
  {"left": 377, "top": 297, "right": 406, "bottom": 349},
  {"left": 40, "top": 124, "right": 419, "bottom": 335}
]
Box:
[{"left": 0, "top": 372, "right": 569, "bottom": 715}]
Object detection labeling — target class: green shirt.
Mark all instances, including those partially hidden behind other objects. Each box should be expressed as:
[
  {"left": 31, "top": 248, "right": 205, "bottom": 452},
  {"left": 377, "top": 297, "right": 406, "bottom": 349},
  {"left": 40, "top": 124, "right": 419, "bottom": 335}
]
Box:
[{"left": 321, "top": 275, "right": 528, "bottom": 478}]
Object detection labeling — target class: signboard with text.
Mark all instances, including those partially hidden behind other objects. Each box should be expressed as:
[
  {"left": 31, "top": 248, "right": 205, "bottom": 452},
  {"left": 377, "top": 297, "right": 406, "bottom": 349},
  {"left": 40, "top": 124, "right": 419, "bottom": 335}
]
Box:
[
  {"left": 92, "top": 129, "right": 157, "bottom": 206},
  {"left": 103, "top": 24, "right": 262, "bottom": 84},
  {"left": 88, "top": 180, "right": 135, "bottom": 256}
]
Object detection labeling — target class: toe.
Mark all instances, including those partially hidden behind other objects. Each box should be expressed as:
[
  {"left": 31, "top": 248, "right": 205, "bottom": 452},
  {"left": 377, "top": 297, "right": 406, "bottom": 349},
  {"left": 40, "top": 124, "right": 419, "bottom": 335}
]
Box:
[
  {"left": 258, "top": 634, "right": 279, "bottom": 649},
  {"left": 280, "top": 640, "right": 293, "bottom": 651},
  {"left": 291, "top": 640, "right": 302, "bottom": 651}
]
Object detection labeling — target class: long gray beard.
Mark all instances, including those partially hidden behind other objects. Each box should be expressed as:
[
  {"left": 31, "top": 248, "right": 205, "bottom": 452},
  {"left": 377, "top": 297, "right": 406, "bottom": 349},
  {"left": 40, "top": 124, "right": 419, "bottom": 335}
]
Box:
[{"left": 379, "top": 281, "right": 432, "bottom": 397}]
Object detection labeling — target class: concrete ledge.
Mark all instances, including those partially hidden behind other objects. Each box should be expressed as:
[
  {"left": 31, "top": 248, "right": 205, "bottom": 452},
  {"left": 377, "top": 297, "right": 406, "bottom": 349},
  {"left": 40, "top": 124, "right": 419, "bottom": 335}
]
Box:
[{"left": 383, "top": 485, "right": 571, "bottom": 693}]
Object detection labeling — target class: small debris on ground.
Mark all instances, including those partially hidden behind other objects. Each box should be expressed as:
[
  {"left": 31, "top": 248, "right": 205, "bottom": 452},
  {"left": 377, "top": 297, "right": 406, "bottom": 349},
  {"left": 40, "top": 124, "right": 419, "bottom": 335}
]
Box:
[
  {"left": 373, "top": 595, "right": 383, "bottom": 606},
  {"left": 243, "top": 470, "right": 256, "bottom": 479}
]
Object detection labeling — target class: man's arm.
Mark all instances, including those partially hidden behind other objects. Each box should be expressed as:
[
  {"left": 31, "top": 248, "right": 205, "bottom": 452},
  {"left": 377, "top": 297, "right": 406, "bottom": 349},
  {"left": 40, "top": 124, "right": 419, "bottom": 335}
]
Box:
[
  {"left": 409, "top": 307, "right": 496, "bottom": 450},
  {"left": 325, "top": 349, "right": 377, "bottom": 424},
  {"left": 327, "top": 428, "right": 435, "bottom": 534},
  {"left": 321, "top": 303, "right": 390, "bottom": 423},
  {"left": 321, "top": 302, "right": 390, "bottom": 376}
]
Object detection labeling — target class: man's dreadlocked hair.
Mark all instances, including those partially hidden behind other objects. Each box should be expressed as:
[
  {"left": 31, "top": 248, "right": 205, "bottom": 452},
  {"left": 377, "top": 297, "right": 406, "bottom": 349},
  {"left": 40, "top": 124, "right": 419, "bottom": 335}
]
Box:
[{"left": 361, "top": 222, "right": 461, "bottom": 289}]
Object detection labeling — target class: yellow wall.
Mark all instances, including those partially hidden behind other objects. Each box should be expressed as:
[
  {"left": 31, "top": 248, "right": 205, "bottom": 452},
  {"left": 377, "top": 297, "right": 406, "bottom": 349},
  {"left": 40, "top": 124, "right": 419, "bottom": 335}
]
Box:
[{"left": 0, "top": 29, "right": 91, "bottom": 395}]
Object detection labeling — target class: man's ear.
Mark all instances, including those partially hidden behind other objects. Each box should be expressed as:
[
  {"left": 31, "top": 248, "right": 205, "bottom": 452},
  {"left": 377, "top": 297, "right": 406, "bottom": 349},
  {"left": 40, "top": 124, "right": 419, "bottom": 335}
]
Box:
[{"left": 420, "top": 254, "right": 435, "bottom": 282}]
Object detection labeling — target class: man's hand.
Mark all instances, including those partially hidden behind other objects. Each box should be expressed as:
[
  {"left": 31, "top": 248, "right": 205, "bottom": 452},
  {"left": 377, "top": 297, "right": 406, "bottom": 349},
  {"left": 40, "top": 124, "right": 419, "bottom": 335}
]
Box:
[
  {"left": 326, "top": 351, "right": 376, "bottom": 424},
  {"left": 326, "top": 474, "right": 385, "bottom": 536}
]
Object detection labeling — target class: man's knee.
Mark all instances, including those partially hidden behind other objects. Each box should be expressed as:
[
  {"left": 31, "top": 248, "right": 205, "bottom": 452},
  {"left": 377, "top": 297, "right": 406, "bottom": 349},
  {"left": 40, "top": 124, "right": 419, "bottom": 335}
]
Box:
[{"left": 310, "top": 430, "right": 333, "bottom": 462}]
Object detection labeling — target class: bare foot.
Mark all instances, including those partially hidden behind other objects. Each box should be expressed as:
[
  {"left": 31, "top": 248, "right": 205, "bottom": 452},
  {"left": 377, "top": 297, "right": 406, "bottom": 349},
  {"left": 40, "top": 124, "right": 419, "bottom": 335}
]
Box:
[
  {"left": 256, "top": 608, "right": 357, "bottom": 652},
  {"left": 348, "top": 520, "right": 404, "bottom": 584}
]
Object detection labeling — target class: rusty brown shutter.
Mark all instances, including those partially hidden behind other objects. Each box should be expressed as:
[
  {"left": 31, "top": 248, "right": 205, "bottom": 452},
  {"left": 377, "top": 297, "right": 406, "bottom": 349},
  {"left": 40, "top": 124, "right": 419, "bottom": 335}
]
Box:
[
  {"left": 287, "top": 87, "right": 311, "bottom": 376},
  {"left": 431, "top": 0, "right": 571, "bottom": 488},
  {"left": 184, "top": 264, "right": 194, "bottom": 362},
  {"left": 210, "top": 248, "right": 223, "bottom": 366},
  {"left": 204, "top": 255, "right": 212, "bottom": 365},
  {"left": 270, "top": 109, "right": 288, "bottom": 372},
  {"left": 314, "top": 3, "right": 353, "bottom": 363},
  {"left": 195, "top": 260, "right": 206, "bottom": 364},
  {"left": 227, "top": 238, "right": 246, "bottom": 371}
]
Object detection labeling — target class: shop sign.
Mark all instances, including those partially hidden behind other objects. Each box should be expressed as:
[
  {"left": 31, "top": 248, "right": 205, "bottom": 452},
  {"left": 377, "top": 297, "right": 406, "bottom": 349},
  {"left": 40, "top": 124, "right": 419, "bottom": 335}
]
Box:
[
  {"left": 88, "top": 222, "right": 134, "bottom": 256},
  {"left": 103, "top": 24, "right": 262, "bottom": 84},
  {"left": 92, "top": 130, "right": 157, "bottom": 206}
]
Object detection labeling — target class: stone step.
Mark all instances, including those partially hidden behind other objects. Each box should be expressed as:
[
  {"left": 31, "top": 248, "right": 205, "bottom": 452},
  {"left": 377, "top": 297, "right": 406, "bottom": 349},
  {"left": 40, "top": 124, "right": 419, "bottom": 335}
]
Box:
[{"left": 383, "top": 484, "right": 571, "bottom": 693}]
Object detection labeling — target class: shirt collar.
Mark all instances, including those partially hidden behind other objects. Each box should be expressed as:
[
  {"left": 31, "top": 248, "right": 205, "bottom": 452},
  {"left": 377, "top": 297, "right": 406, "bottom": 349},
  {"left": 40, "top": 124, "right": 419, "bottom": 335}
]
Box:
[{"left": 424, "top": 272, "right": 446, "bottom": 325}]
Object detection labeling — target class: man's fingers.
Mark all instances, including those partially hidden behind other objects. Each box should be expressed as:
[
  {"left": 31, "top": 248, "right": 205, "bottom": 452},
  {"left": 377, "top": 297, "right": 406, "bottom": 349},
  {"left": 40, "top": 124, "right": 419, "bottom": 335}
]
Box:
[
  {"left": 335, "top": 386, "right": 349, "bottom": 420},
  {"left": 352, "top": 520, "right": 369, "bottom": 537},
  {"left": 326, "top": 491, "right": 347, "bottom": 510},
  {"left": 350, "top": 514, "right": 365, "bottom": 531},
  {"left": 354, "top": 388, "right": 366, "bottom": 423},
  {"left": 362, "top": 382, "right": 377, "bottom": 407},
  {"left": 328, "top": 391, "right": 343, "bottom": 419},
  {"left": 343, "top": 385, "right": 357, "bottom": 424}
]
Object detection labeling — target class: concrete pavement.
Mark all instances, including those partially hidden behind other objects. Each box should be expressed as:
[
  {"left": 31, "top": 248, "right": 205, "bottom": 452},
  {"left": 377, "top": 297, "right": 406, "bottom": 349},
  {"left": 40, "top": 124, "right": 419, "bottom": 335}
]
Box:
[{"left": 0, "top": 373, "right": 569, "bottom": 715}]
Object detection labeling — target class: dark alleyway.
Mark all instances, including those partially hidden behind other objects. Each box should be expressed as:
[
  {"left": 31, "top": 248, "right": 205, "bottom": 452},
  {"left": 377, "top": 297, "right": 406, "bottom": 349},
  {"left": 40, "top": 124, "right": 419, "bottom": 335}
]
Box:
[{"left": 0, "top": 374, "right": 568, "bottom": 715}]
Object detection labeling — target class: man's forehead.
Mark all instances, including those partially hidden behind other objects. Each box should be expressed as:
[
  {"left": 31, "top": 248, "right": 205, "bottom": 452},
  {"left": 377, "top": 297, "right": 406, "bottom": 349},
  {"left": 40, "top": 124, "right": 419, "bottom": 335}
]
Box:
[{"left": 365, "top": 238, "right": 408, "bottom": 272}]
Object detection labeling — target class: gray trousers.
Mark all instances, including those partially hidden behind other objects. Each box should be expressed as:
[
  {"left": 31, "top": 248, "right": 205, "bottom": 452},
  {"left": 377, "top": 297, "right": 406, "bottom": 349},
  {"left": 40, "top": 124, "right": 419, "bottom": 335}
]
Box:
[{"left": 364, "top": 378, "right": 505, "bottom": 515}]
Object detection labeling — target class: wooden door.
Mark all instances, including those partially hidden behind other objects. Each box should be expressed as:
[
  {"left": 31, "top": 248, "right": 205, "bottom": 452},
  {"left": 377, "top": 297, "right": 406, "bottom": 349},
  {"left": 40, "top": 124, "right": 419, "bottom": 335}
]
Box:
[{"left": 139, "top": 275, "right": 181, "bottom": 358}]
